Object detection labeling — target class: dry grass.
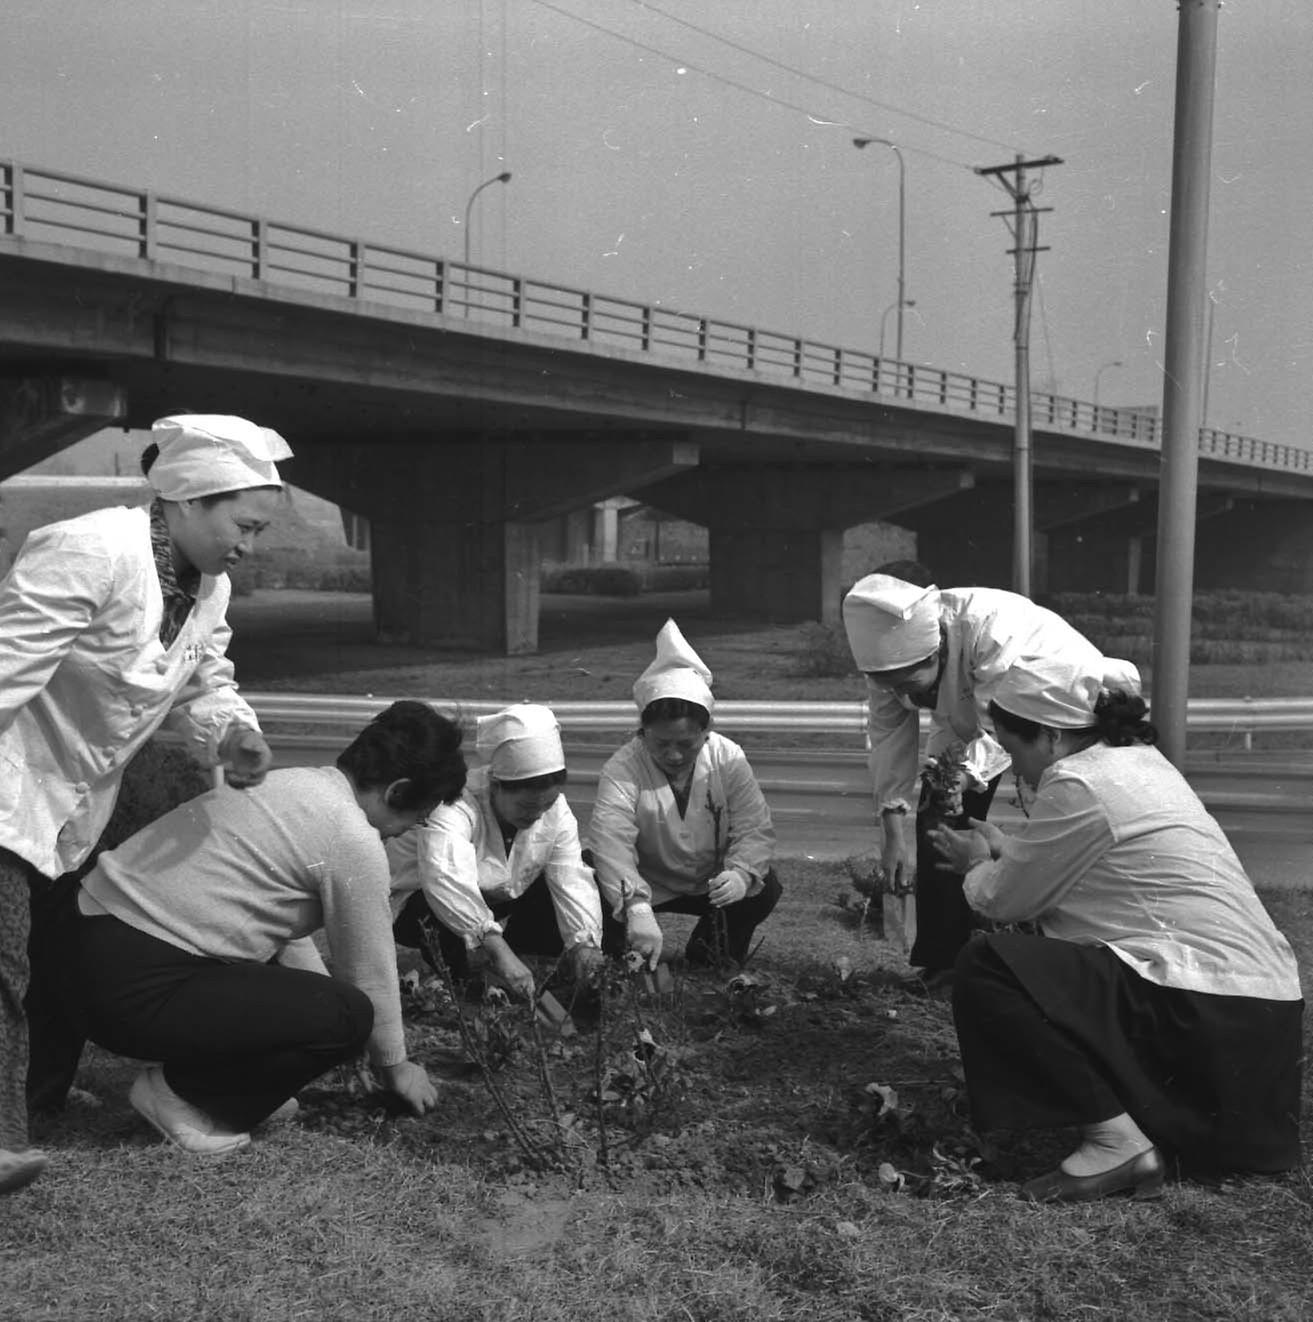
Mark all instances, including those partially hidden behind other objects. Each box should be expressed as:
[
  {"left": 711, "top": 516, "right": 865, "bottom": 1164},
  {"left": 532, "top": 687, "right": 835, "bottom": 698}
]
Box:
[{"left": 6, "top": 866, "right": 1313, "bottom": 1321}]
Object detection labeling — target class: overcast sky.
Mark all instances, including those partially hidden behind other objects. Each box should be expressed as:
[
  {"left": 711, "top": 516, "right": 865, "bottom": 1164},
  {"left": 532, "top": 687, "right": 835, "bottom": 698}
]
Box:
[{"left": 3, "top": 1, "right": 1310, "bottom": 447}]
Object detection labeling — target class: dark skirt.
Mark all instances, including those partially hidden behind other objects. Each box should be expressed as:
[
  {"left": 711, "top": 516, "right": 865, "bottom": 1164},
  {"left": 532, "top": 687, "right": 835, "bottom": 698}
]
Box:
[{"left": 952, "top": 932, "right": 1303, "bottom": 1174}]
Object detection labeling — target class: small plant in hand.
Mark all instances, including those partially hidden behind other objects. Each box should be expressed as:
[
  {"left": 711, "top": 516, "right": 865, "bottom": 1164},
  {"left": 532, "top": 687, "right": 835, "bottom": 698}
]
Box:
[{"left": 918, "top": 742, "right": 969, "bottom": 829}]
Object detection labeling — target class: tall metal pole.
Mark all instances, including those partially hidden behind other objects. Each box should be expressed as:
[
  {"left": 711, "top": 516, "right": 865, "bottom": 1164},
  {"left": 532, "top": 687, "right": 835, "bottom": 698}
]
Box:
[
  {"left": 1152, "top": 0, "right": 1220, "bottom": 767},
  {"left": 1011, "top": 168, "right": 1035, "bottom": 597},
  {"left": 852, "top": 138, "right": 907, "bottom": 363}
]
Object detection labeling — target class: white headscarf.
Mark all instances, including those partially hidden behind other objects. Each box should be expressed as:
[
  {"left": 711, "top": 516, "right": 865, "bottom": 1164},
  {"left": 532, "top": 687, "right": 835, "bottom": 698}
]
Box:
[
  {"left": 841, "top": 573, "right": 942, "bottom": 671},
  {"left": 475, "top": 703, "right": 565, "bottom": 780},
  {"left": 993, "top": 654, "right": 1112, "bottom": 729},
  {"left": 147, "top": 414, "right": 293, "bottom": 501},
  {"left": 632, "top": 618, "right": 714, "bottom": 715}
]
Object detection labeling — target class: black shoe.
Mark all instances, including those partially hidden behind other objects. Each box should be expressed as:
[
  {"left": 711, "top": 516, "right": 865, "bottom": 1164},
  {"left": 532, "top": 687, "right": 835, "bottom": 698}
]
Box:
[{"left": 1021, "top": 1147, "right": 1165, "bottom": 1204}]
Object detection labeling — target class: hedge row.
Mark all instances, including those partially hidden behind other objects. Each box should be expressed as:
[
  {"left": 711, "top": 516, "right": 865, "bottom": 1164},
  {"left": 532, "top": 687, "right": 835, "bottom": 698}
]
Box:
[
  {"left": 540, "top": 562, "right": 709, "bottom": 596},
  {"left": 230, "top": 548, "right": 372, "bottom": 595},
  {"left": 1044, "top": 590, "right": 1313, "bottom": 631}
]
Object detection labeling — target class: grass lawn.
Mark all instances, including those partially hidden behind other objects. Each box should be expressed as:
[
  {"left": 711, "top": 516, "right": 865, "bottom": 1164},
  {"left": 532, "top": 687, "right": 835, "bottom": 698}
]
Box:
[{"left": 6, "top": 864, "right": 1313, "bottom": 1321}]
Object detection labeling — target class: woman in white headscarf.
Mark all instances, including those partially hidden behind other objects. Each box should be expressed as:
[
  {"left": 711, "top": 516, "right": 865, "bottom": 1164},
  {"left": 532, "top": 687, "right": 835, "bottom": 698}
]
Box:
[
  {"left": 586, "top": 619, "right": 779, "bottom": 970},
  {"left": 841, "top": 568, "right": 1139, "bottom": 986},
  {"left": 0, "top": 413, "right": 288, "bottom": 1194},
  {"left": 389, "top": 703, "right": 605, "bottom": 1000},
  {"left": 930, "top": 655, "right": 1303, "bottom": 1202}
]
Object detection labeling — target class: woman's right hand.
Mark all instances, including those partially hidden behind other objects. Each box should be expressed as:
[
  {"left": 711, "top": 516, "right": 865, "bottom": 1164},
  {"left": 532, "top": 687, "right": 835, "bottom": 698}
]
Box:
[
  {"left": 381, "top": 1060, "right": 438, "bottom": 1115},
  {"left": 483, "top": 935, "right": 536, "bottom": 1000}
]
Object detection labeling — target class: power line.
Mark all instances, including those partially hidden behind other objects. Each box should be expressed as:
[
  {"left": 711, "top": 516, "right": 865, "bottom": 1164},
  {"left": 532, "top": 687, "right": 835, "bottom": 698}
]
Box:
[
  {"left": 527, "top": 0, "right": 979, "bottom": 171},
  {"left": 626, "top": 0, "right": 1022, "bottom": 155}
]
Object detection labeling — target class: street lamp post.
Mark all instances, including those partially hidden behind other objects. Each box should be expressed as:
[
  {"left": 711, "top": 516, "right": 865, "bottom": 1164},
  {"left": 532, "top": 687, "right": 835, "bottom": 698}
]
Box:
[
  {"left": 852, "top": 137, "right": 907, "bottom": 364},
  {"left": 462, "top": 170, "right": 512, "bottom": 268},
  {"left": 879, "top": 298, "right": 915, "bottom": 361},
  {"left": 1093, "top": 358, "right": 1123, "bottom": 410}
]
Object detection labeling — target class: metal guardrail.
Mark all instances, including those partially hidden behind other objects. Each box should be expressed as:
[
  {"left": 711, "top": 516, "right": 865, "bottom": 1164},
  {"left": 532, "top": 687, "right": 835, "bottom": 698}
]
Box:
[
  {"left": 3, "top": 159, "right": 1310, "bottom": 477},
  {"left": 245, "top": 692, "right": 1313, "bottom": 742},
  {"left": 229, "top": 693, "right": 1311, "bottom": 844}
]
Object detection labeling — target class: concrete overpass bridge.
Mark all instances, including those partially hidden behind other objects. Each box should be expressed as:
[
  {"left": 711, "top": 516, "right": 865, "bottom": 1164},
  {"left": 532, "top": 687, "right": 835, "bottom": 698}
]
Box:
[{"left": 3, "top": 159, "right": 1312, "bottom": 653}]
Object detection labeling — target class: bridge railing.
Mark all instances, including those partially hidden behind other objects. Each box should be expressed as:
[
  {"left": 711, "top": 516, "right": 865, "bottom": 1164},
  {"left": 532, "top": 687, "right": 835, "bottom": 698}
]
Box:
[{"left": 3, "top": 159, "right": 1311, "bottom": 476}]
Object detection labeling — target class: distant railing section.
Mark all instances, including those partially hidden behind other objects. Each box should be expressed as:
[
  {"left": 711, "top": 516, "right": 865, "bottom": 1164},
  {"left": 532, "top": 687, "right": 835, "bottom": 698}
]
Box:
[{"left": 3, "top": 160, "right": 1311, "bottom": 476}]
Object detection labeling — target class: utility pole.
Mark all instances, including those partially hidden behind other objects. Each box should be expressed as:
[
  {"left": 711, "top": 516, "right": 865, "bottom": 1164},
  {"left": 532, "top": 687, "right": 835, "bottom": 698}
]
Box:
[
  {"left": 1153, "top": 0, "right": 1221, "bottom": 767},
  {"left": 975, "top": 153, "right": 1062, "bottom": 598}
]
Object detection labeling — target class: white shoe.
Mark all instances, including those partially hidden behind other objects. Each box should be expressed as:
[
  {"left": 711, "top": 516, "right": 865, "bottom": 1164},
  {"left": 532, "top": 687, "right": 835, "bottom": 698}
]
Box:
[
  {"left": 0, "top": 1147, "right": 48, "bottom": 1195},
  {"left": 129, "top": 1067, "right": 251, "bottom": 1156}
]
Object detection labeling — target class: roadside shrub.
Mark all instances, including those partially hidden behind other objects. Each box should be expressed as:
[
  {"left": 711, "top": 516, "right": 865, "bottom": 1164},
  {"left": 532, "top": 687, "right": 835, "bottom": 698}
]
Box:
[
  {"left": 797, "top": 621, "right": 856, "bottom": 678},
  {"left": 229, "top": 547, "right": 372, "bottom": 595},
  {"left": 637, "top": 562, "right": 710, "bottom": 592},
  {"left": 1045, "top": 591, "right": 1313, "bottom": 665},
  {"left": 541, "top": 564, "right": 642, "bottom": 596}
]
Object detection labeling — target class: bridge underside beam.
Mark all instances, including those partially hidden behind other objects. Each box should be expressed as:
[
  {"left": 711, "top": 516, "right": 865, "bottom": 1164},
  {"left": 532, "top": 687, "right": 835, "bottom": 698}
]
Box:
[{"left": 0, "top": 376, "right": 126, "bottom": 476}]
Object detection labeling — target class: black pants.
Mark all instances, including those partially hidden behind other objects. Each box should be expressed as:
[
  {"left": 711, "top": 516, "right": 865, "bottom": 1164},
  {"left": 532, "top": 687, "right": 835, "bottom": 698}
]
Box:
[
  {"left": 952, "top": 932, "right": 1304, "bottom": 1174},
  {"left": 909, "top": 775, "right": 1000, "bottom": 974},
  {"left": 601, "top": 869, "right": 783, "bottom": 967},
  {"left": 393, "top": 874, "right": 571, "bottom": 981},
  {"left": 67, "top": 908, "right": 373, "bottom": 1132},
  {"left": 25, "top": 870, "right": 86, "bottom": 1114}
]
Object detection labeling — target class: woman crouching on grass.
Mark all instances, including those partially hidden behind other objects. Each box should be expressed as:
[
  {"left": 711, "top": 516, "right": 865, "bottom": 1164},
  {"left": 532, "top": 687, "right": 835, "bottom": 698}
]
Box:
[
  {"left": 60, "top": 701, "right": 467, "bottom": 1156},
  {"left": 585, "top": 619, "right": 779, "bottom": 971},
  {"left": 388, "top": 702, "right": 606, "bottom": 999},
  {"left": 930, "top": 655, "right": 1303, "bottom": 1202}
]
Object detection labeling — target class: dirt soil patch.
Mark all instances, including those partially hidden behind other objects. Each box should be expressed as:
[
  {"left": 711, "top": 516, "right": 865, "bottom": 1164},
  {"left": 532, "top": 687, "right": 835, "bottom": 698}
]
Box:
[{"left": 290, "top": 868, "right": 1059, "bottom": 1205}]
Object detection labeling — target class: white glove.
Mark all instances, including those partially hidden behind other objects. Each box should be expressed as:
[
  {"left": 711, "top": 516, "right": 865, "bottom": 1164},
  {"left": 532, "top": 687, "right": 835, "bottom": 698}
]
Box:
[
  {"left": 626, "top": 902, "right": 664, "bottom": 970},
  {"left": 707, "top": 869, "right": 748, "bottom": 909}
]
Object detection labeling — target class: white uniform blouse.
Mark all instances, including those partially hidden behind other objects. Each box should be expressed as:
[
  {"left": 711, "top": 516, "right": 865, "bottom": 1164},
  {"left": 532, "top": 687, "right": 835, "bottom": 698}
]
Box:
[
  {"left": 386, "top": 766, "right": 603, "bottom": 953},
  {"left": 865, "top": 587, "right": 1136, "bottom": 813},
  {"left": 586, "top": 731, "right": 776, "bottom": 915},
  {"left": 0, "top": 504, "right": 260, "bottom": 877},
  {"left": 963, "top": 741, "right": 1302, "bottom": 1002}
]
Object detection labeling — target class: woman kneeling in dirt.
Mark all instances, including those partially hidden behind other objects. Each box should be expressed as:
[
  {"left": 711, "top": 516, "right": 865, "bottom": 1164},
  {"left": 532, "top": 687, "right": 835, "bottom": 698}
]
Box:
[
  {"left": 585, "top": 619, "right": 780, "bottom": 971},
  {"left": 60, "top": 701, "right": 467, "bottom": 1156},
  {"left": 930, "top": 655, "right": 1303, "bottom": 1203},
  {"left": 389, "top": 703, "right": 606, "bottom": 1000}
]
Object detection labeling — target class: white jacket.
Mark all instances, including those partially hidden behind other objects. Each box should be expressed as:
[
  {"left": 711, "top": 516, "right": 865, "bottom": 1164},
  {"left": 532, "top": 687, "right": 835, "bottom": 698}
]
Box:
[
  {"left": 386, "top": 766, "right": 603, "bottom": 952},
  {"left": 865, "top": 587, "right": 1138, "bottom": 814},
  {"left": 586, "top": 731, "right": 776, "bottom": 913},
  {"left": 0, "top": 504, "right": 260, "bottom": 877}
]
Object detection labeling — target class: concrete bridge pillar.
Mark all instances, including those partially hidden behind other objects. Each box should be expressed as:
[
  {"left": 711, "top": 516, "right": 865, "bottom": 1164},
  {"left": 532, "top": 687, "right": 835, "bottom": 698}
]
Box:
[
  {"left": 288, "top": 431, "right": 697, "bottom": 654},
  {"left": 710, "top": 526, "right": 845, "bottom": 625},
  {"left": 637, "top": 464, "right": 975, "bottom": 625}
]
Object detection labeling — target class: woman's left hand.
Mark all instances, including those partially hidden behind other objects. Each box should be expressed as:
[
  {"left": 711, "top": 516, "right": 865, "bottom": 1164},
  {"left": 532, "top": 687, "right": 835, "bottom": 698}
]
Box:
[
  {"left": 707, "top": 870, "right": 748, "bottom": 908},
  {"left": 219, "top": 726, "right": 273, "bottom": 788},
  {"left": 928, "top": 823, "right": 989, "bottom": 873}
]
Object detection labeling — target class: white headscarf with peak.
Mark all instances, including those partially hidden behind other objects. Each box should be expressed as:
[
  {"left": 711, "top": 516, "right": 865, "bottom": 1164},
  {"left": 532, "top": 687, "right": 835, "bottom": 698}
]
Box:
[
  {"left": 475, "top": 703, "right": 566, "bottom": 781},
  {"left": 147, "top": 414, "right": 293, "bottom": 502},
  {"left": 841, "top": 573, "right": 942, "bottom": 672},
  {"left": 632, "top": 618, "right": 714, "bottom": 715}
]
